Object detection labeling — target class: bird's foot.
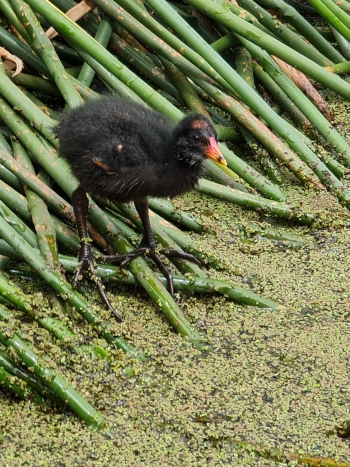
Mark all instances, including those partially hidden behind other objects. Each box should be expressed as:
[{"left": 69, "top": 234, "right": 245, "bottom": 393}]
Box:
[
  {"left": 72, "top": 252, "right": 123, "bottom": 323},
  {"left": 101, "top": 247, "right": 201, "bottom": 296}
]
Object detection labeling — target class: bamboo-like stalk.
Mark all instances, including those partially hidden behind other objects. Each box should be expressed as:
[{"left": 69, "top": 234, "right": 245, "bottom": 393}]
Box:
[
  {"left": 196, "top": 179, "right": 315, "bottom": 225},
  {"left": 329, "top": 0, "right": 350, "bottom": 13},
  {"left": 68, "top": 41, "right": 145, "bottom": 102},
  {"left": 0, "top": 255, "right": 11, "bottom": 270},
  {"left": 242, "top": 40, "right": 350, "bottom": 166},
  {"left": 13, "top": 141, "right": 58, "bottom": 265},
  {"left": 241, "top": 221, "right": 314, "bottom": 247},
  {"left": 0, "top": 270, "right": 31, "bottom": 311},
  {"left": 232, "top": 46, "right": 285, "bottom": 184},
  {"left": 236, "top": 0, "right": 334, "bottom": 66},
  {"left": 234, "top": 47, "right": 254, "bottom": 88},
  {"left": 60, "top": 256, "right": 282, "bottom": 309},
  {"left": 0, "top": 134, "right": 24, "bottom": 192},
  {"left": 215, "top": 125, "right": 241, "bottom": 143},
  {"left": 0, "top": 201, "right": 142, "bottom": 356},
  {"left": 192, "top": 78, "right": 322, "bottom": 189},
  {"left": 182, "top": 0, "right": 350, "bottom": 97},
  {"left": 52, "top": 40, "right": 83, "bottom": 66},
  {"left": 0, "top": 364, "right": 42, "bottom": 402},
  {"left": 148, "top": 198, "right": 203, "bottom": 233},
  {"left": 46, "top": 0, "right": 95, "bottom": 38},
  {"left": 0, "top": 198, "right": 39, "bottom": 249},
  {"left": 231, "top": 437, "right": 350, "bottom": 467},
  {"left": 0, "top": 1, "right": 31, "bottom": 41},
  {"left": 11, "top": 73, "right": 60, "bottom": 95},
  {"left": 104, "top": 0, "right": 236, "bottom": 93},
  {"left": 24, "top": 0, "right": 180, "bottom": 114},
  {"left": 19, "top": 86, "right": 58, "bottom": 120},
  {"left": 10, "top": 0, "right": 83, "bottom": 107},
  {"left": 0, "top": 143, "right": 76, "bottom": 225},
  {"left": 252, "top": 61, "right": 311, "bottom": 131},
  {"left": 160, "top": 56, "right": 208, "bottom": 115},
  {"left": 1, "top": 260, "right": 111, "bottom": 360},
  {"left": 211, "top": 33, "right": 240, "bottom": 53},
  {"left": 332, "top": 28, "right": 350, "bottom": 60},
  {"left": 308, "top": 0, "right": 350, "bottom": 42},
  {"left": 23, "top": 0, "right": 284, "bottom": 202},
  {"left": 108, "top": 35, "right": 186, "bottom": 105},
  {"left": 0, "top": 25, "right": 49, "bottom": 77},
  {"left": 205, "top": 160, "right": 251, "bottom": 192},
  {"left": 116, "top": 0, "right": 348, "bottom": 195},
  {"left": 0, "top": 304, "right": 105, "bottom": 427},
  {"left": 13, "top": 140, "right": 66, "bottom": 314},
  {"left": 253, "top": 0, "right": 345, "bottom": 62},
  {"left": 0, "top": 97, "right": 81, "bottom": 200},
  {"left": 0, "top": 241, "right": 22, "bottom": 260},
  {"left": 325, "top": 61, "right": 350, "bottom": 74},
  {"left": 0, "top": 349, "right": 62, "bottom": 404},
  {"left": 0, "top": 175, "right": 81, "bottom": 254}
]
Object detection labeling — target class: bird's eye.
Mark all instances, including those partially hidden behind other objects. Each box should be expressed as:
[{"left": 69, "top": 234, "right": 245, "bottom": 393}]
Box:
[{"left": 194, "top": 135, "right": 200, "bottom": 141}]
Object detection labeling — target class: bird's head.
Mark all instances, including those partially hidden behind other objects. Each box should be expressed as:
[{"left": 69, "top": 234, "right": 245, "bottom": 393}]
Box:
[{"left": 173, "top": 115, "right": 227, "bottom": 168}]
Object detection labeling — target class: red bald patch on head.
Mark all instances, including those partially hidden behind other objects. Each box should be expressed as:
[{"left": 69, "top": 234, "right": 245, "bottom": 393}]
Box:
[{"left": 189, "top": 119, "right": 208, "bottom": 130}]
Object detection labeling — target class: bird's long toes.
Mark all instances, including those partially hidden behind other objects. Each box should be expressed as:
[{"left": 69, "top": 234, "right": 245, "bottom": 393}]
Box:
[
  {"left": 72, "top": 262, "right": 87, "bottom": 289},
  {"left": 72, "top": 257, "right": 123, "bottom": 323},
  {"left": 101, "top": 247, "right": 157, "bottom": 267},
  {"left": 95, "top": 281, "right": 123, "bottom": 323},
  {"left": 71, "top": 256, "right": 95, "bottom": 288},
  {"left": 160, "top": 249, "right": 201, "bottom": 266},
  {"left": 148, "top": 251, "right": 175, "bottom": 296},
  {"left": 100, "top": 251, "right": 141, "bottom": 265}
]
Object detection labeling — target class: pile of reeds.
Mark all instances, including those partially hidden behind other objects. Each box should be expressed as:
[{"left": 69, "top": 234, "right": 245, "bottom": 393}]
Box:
[{"left": 0, "top": 0, "right": 350, "bottom": 427}]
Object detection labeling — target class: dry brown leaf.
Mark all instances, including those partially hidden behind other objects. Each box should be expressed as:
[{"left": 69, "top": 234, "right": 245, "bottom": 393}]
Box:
[
  {"left": 46, "top": 0, "right": 95, "bottom": 39},
  {"left": 0, "top": 46, "right": 24, "bottom": 77},
  {"left": 272, "top": 55, "right": 331, "bottom": 121}
]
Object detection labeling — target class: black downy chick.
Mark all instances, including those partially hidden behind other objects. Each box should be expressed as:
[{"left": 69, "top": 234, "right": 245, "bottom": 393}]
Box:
[{"left": 55, "top": 97, "right": 226, "bottom": 321}]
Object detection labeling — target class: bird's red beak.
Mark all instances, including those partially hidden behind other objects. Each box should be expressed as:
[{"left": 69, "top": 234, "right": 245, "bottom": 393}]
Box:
[{"left": 205, "top": 137, "right": 227, "bottom": 166}]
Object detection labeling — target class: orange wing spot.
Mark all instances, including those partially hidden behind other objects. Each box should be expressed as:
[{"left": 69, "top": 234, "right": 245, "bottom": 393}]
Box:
[{"left": 93, "top": 159, "right": 111, "bottom": 171}]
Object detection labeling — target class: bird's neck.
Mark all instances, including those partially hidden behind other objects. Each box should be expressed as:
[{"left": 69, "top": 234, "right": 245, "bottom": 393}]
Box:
[{"left": 156, "top": 147, "right": 205, "bottom": 197}]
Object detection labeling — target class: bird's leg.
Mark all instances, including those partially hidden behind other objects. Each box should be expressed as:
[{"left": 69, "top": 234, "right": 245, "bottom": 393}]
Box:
[
  {"left": 135, "top": 200, "right": 202, "bottom": 268},
  {"left": 135, "top": 198, "right": 157, "bottom": 250},
  {"left": 71, "top": 187, "right": 122, "bottom": 322},
  {"left": 102, "top": 199, "right": 201, "bottom": 296},
  {"left": 135, "top": 199, "right": 176, "bottom": 294}
]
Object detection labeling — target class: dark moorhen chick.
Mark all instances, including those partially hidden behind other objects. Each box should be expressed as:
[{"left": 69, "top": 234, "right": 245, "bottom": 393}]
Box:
[{"left": 55, "top": 97, "right": 226, "bottom": 321}]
